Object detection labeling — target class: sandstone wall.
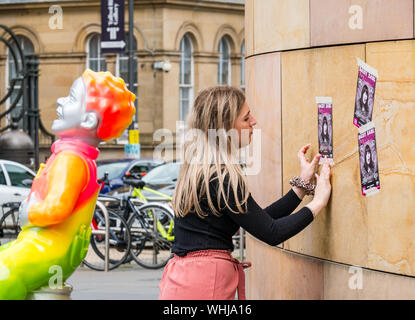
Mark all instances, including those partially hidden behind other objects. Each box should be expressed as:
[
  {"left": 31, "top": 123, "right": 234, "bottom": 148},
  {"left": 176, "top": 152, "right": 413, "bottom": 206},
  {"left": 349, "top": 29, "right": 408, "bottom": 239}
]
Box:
[{"left": 245, "top": 0, "right": 415, "bottom": 299}]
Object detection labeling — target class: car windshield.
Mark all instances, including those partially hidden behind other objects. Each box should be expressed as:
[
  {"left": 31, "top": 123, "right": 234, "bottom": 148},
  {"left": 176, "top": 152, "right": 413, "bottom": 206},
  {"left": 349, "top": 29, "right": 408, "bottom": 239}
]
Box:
[
  {"left": 97, "top": 162, "right": 128, "bottom": 180},
  {"left": 4, "top": 163, "right": 35, "bottom": 188},
  {"left": 142, "top": 162, "right": 180, "bottom": 185}
]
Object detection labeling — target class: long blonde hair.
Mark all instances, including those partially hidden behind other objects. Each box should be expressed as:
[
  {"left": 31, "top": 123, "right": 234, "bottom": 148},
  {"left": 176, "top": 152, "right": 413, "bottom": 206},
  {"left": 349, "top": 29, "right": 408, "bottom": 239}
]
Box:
[{"left": 172, "top": 86, "right": 249, "bottom": 218}]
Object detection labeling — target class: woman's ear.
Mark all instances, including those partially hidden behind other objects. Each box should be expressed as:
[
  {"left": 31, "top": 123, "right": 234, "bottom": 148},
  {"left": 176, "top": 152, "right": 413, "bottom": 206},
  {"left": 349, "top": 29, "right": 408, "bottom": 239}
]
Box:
[{"left": 80, "top": 111, "right": 99, "bottom": 130}]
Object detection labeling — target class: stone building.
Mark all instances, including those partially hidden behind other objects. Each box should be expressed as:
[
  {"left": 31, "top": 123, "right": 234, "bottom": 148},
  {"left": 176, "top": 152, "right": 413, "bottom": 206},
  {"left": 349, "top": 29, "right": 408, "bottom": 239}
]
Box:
[
  {"left": 245, "top": 0, "right": 415, "bottom": 299},
  {"left": 0, "top": 0, "right": 245, "bottom": 160}
]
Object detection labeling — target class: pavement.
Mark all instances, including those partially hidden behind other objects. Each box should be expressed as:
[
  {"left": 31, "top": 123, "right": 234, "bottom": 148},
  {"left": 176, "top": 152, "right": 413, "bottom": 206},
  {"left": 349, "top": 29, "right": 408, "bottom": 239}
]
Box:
[{"left": 69, "top": 263, "right": 164, "bottom": 300}]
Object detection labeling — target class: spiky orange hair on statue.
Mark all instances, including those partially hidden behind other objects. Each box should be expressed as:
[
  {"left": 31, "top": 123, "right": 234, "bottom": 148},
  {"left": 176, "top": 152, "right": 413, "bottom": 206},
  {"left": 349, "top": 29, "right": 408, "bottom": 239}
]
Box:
[{"left": 82, "top": 69, "right": 136, "bottom": 141}]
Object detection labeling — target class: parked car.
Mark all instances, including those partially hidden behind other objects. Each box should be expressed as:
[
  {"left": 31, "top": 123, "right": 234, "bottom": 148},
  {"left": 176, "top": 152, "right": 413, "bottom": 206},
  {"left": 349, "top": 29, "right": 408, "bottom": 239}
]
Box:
[
  {"left": 97, "top": 158, "right": 164, "bottom": 194},
  {"left": 0, "top": 159, "right": 35, "bottom": 207},
  {"left": 140, "top": 161, "right": 181, "bottom": 198},
  {"left": 109, "top": 161, "right": 181, "bottom": 199}
]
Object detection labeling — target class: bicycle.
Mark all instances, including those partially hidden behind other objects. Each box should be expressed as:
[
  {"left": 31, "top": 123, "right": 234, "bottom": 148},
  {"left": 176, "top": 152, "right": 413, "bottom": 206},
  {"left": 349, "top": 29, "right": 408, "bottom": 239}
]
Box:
[
  {"left": 83, "top": 172, "right": 175, "bottom": 270},
  {"left": 0, "top": 202, "right": 21, "bottom": 238},
  {"left": 82, "top": 200, "right": 132, "bottom": 271},
  {"left": 107, "top": 175, "right": 175, "bottom": 269},
  {"left": 82, "top": 175, "right": 132, "bottom": 271},
  {"left": 128, "top": 172, "right": 173, "bottom": 204},
  {"left": 125, "top": 171, "right": 174, "bottom": 241}
]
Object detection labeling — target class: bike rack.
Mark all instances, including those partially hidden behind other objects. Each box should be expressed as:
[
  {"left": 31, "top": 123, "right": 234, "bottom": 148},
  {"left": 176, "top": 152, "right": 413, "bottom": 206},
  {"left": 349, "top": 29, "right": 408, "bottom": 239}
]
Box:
[
  {"left": 94, "top": 200, "right": 110, "bottom": 272},
  {"left": 95, "top": 195, "right": 142, "bottom": 272}
]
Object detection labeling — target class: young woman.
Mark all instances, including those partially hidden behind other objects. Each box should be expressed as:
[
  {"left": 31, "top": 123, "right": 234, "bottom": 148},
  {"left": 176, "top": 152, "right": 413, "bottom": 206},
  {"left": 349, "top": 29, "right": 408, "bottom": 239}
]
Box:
[
  {"left": 158, "top": 86, "right": 332, "bottom": 300},
  {"left": 360, "top": 84, "right": 369, "bottom": 116},
  {"left": 321, "top": 116, "right": 330, "bottom": 145},
  {"left": 363, "top": 144, "right": 375, "bottom": 175}
]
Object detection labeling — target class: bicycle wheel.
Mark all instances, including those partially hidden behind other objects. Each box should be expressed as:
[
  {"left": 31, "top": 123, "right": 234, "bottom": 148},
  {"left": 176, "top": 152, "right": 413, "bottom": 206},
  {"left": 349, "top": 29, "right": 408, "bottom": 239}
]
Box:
[
  {"left": 83, "top": 206, "right": 131, "bottom": 271},
  {"left": 128, "top": 203, "right": 174, "bottom": 269},
  {"left": 0, "top": 207, "right": 21, "bottom": 237}
]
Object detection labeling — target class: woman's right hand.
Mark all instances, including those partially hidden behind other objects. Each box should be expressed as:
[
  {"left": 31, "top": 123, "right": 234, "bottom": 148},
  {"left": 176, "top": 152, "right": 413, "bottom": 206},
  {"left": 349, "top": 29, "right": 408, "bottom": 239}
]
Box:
[{"left": 306, "top": 160, "right": 332, "bottom": 218}]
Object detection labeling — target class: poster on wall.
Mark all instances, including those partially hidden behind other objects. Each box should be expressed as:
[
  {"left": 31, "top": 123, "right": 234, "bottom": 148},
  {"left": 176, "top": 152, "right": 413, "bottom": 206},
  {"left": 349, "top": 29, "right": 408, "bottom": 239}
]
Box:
[
  {"left": 353, "top": 58, "right": 378, "bottom": 128},
  {"left": 358, "top": 122, "right": 380, "bottom": 196},
  {"left": 316, "top": 96, "right": 334, "bottom": 165}
]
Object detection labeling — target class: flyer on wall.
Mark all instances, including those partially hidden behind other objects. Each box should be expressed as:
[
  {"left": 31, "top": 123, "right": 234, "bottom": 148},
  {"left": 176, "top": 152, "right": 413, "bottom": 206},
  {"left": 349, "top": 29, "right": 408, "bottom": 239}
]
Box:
[
  {"left": 316, "top": 96, "right": 334, "bottom": 165},
  {"left": 353, "top": 58, "right": 378, "bottom": 128},
  {"left": 358, "top": 121, "right": 380, "bottom": 196}
]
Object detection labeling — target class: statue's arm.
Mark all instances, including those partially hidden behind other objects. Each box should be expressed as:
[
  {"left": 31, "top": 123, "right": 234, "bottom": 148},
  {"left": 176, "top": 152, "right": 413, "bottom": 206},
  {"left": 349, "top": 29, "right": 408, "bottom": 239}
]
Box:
[{"left": 28, "top": 152, "right": 88, "bottom": 227}]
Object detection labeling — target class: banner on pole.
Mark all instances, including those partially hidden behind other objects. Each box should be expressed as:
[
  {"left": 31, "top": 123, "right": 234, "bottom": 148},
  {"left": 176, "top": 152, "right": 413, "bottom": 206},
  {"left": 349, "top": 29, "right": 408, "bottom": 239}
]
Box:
[
  {"left": 101, "top": 0, "right": 126, "bottom": 54},
  {"left": 128, "top": 129, "right": 140, "bottom": 144}
]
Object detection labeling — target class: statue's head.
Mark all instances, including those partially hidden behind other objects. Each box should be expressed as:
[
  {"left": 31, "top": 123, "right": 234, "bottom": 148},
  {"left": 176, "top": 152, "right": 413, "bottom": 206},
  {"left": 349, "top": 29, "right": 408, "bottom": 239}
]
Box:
[{"left": 52, "top": 69, "right": 136, "bottom": 143}]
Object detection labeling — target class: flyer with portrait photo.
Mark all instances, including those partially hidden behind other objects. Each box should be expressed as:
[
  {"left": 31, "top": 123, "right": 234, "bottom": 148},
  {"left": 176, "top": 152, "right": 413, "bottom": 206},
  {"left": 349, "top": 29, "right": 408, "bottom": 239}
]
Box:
[
  {"left": 316, "top": 97, "right": 333, "bottom": 165},
  {"left": 353, "top": 58, "right": 378, "bottom": 128},
  {"left": 358, "top": 122, "right": 380, "bottom": 196}
]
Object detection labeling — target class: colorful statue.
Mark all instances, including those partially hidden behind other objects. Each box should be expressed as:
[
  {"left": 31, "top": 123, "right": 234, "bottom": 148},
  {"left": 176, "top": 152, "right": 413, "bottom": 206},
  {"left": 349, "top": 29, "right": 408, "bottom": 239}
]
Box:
[{"left": 0, "top": 69, "right": 136, "bottom": 299}]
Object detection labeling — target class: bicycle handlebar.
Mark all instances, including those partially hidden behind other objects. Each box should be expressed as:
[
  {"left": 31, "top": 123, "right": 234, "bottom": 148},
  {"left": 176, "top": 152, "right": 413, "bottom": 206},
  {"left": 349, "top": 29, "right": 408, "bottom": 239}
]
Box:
[{"left": 122, "top": 176, "right": 146, "bottom": 189}]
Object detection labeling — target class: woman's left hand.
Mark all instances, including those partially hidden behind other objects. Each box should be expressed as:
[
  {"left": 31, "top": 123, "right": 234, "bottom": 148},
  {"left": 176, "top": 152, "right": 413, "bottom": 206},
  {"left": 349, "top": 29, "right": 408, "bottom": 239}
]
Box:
[{"left": 298, "top": 144, "right": 320, "bottom": 183}]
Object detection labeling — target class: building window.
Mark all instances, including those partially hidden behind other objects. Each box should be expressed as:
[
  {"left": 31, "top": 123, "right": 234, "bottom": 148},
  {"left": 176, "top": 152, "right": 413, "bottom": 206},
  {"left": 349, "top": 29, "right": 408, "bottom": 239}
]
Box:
[
  {"left": 5, "top": 35, "right": 34, "bottom": 129},
  {"left": 179, "top": 34, "right": 194, "bottom": 122},
  {"left": 86, "top": 33, "right": 106, "bottom": 72},
  {"left": 241, "top": 40, "right": 245, "bottom": 91},
  {"left": 218, "top": 36, "right": 231, "bottom": 85}
]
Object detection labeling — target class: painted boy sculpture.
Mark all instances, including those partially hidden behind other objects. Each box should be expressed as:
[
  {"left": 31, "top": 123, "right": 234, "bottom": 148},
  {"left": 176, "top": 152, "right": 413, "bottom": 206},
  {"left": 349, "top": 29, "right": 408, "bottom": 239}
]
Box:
[{"left": 0, "top": 69, "right": 136, "bottom": 299}]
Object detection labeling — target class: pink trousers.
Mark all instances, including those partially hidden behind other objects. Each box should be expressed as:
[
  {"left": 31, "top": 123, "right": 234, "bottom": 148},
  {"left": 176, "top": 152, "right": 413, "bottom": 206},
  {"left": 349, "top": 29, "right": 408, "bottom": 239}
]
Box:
[{"left": 158, "top": 249, "right": 251, "bottom": 300}]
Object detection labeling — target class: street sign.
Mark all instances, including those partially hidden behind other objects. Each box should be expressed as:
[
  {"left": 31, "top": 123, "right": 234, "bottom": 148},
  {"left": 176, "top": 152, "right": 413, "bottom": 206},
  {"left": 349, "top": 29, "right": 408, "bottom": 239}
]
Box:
[
  {"left": 101, "top": 40, "right": 126, "bottom": 49},
  {"left": 100, "top": 0, "right": 126, "bottom": 54},
  {"left": 125, "top": 143, "right": 141, "bottom": 159}
]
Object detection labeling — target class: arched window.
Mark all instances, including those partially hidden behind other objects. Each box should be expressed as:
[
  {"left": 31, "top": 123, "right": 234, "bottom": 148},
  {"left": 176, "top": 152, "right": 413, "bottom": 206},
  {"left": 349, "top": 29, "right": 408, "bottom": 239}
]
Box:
[
  {"left": 179, "top": 34, "right": 194, "bottom": 121},
  {"left": 5, "top": 35, "right": 34, "bottom": 129},
  {"left": 241, "top": 40, "right": 245, "bottom": 91},
  {"left": 86, "top": 33, "right": 106, "bottom": 71},
  {"left": 116, "top": 33, "right": 138, "bottom": 105},
  {"left": 218, "top": 36, "right": 231, "bottom": 85}
]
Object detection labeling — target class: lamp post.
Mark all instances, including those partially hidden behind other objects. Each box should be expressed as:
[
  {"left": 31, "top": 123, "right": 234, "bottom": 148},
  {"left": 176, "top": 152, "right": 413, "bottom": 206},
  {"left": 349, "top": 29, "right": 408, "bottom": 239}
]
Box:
[
  {"left": 128, "top": 0, "right": 135, "bottom": 120},
  {"left": 126, "top": 0, "right": 140, "bottom": 158}
]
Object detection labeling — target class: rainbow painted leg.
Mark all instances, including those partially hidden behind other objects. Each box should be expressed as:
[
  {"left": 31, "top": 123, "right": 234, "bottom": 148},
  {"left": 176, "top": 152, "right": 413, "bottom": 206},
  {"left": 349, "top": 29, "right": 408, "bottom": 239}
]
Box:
[
  {"left": 0, "top": 224, "right": 91, "bottom": 300},
  {"left": 0, "top": 261, "right": 27, "bottom": 300}
]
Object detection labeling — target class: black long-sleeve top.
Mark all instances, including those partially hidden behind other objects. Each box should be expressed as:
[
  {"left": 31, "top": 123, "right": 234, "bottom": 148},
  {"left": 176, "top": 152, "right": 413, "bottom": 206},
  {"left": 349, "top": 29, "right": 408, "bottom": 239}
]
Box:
[{"left": 172, "top": 176, "right": 314, "bottom": 256}]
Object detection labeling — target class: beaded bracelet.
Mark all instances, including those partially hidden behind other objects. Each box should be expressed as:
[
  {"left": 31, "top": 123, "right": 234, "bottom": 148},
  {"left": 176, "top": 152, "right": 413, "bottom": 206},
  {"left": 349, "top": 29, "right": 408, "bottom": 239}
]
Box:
[{"left": 289, "top": 176, "right": 316, "bottom": 196}]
